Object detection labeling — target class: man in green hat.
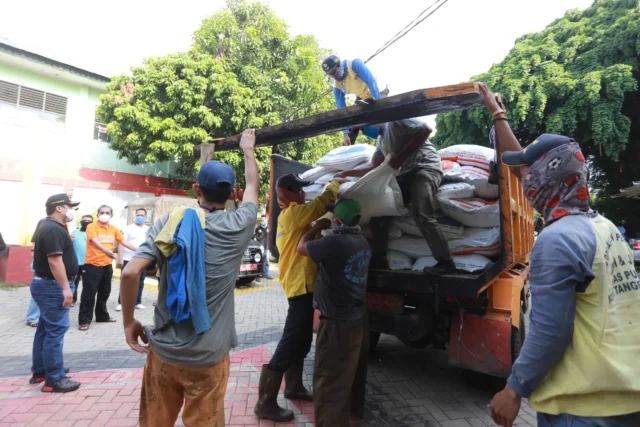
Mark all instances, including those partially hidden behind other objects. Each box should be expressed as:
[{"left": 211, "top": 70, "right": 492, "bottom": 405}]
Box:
[{"left": 297, "top": 199, "right": 372, "bottom": 427}]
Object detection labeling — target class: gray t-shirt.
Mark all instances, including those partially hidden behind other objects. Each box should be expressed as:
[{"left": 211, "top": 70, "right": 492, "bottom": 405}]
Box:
[
  {"left": 307, "top": 233, "right": 371, "bottom": 320},
  {"left": 372, "top": 119, "right": 442, "bottom": 178},
  {"left": 135, "top": 202, "right": 257, "bottom": 367}
]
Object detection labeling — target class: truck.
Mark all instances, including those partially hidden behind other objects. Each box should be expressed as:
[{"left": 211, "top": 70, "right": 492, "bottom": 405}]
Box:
[
  {"left": 125, "top": 195, "right": 266, "bottom": 286},
  {"left": 209, "top": 82, "right": 534, "bottom": 378}
]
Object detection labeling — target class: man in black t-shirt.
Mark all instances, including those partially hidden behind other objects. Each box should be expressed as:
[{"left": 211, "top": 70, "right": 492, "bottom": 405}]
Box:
[
  {"left": 30, "top": 194, "right": 82, "bottom": 393},
  {"left": 297, "top": 199, "right": 372, "bottom": 427}
]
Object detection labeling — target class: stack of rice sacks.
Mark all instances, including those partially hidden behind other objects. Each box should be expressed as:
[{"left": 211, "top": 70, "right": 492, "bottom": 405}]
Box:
[{"left": 299, "top": 144, "right": 501, "bottom": 273}]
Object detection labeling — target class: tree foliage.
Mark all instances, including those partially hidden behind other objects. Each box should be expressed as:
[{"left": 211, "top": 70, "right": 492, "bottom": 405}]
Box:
[
  {"left": 433, "top": 0, "right": 640, "bottom": 232},
  {"left": 97, "top": 0, "right": 342, "bottom": 202}
]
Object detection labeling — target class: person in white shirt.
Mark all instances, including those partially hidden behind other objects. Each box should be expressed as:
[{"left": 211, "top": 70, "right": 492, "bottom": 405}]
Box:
[{"left": 116, "top": 209, "right": 149, "bottom": 311}]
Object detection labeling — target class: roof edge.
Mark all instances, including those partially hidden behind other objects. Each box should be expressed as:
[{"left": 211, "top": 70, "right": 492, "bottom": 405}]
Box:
[{"left": 0, "top": 42, "right": 110, "bottom": 83}]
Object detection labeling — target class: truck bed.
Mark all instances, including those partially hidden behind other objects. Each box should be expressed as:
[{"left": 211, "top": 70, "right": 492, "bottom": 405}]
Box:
[{"left": 366, "top": 261, "right": 506, "bottom": 298}]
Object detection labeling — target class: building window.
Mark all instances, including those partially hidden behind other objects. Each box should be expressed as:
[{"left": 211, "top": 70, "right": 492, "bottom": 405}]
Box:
[
  {"left": 94, "top": 112, "right": 111, "bottom": 142},
  {"left": 0, "top": 79, "right": 68, "bottom": 118}
]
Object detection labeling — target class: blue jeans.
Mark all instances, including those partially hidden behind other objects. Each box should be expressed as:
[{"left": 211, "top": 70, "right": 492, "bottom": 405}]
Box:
[
  {"left": 538, "top": 412, "right": 640, "bottom": 427},
  {"left": 118, "top": 260, "right": 146, "bottom": 305},
  {"left": 26, "top": 298, "right": 40, "bottom": 323},
  {"left": 264, "top": 252, "right": 270, "bottom": 278},
  {"left": 30, "top": 278, "right": 75, "bottom": 385}
]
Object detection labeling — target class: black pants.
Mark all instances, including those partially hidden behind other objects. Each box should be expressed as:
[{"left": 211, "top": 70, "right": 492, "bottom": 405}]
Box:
[
  {"left": 79, "top": 264, "right": 113, "bottom": 325},
  {"left": 72, "top": 265, "right": 84, "bottom": 303},
  {"left": 347, "top": 97, "right": 377, "bottom": 145},
  {"left": 314, "top": 314, "right": 369, "bottom": 427},
  {"left": 267, "top": 293, "right": 314, "bottom": 373}
]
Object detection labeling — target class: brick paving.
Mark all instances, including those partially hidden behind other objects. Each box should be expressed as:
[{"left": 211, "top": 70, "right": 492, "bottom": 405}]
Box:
[{"left": 0, "top": 267, "right": 537, "bottom": 426}]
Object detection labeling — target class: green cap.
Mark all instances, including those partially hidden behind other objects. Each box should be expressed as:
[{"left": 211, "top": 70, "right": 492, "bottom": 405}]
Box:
[{"left": 326, "top": 199, "right": 361, "bottom": 225}]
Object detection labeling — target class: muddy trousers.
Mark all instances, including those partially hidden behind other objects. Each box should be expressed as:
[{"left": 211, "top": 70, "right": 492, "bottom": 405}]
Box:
[
  {"left": 139, "top": 350, "right": 229, "bottom": 427},
  {"left": 314, "top": 315, "right": 369, "bottom": 427},
  {"left": 398, "top": 168, "right": 453, "bottom": 262}
]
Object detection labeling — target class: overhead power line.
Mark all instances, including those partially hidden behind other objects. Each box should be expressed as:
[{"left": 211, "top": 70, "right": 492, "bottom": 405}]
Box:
[{"left": 365, "top": 0, "right": 449, "bottom": 64}]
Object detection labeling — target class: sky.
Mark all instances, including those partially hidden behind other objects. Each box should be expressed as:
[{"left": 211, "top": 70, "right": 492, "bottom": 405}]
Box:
[{"left": 1, "top": 0, "right": 593, "bottom": 128}]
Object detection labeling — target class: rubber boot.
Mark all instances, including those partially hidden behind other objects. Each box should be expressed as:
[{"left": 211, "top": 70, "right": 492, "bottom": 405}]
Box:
[
  {"left": 424, "top": 260, "right": 457, "bottom": 275},
  {"left": 254, "top": 365, "right": 295, "bottom": 422},
  {"left": 284, "top": 359, "right": 313, "bottom": 401}
]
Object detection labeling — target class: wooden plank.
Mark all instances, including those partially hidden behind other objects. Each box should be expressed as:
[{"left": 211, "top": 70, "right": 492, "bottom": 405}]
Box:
[{"left": 211, "top": 82, "right": 483, "bottom": 152}]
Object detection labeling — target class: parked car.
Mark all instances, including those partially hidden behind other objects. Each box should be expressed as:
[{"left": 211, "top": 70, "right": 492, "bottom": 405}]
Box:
[
  {"left": 237, "top": 239, "right": 265, "bottom": 286},
  {"left": 629, "top": 238, "right": 640, "bottom": 266}
]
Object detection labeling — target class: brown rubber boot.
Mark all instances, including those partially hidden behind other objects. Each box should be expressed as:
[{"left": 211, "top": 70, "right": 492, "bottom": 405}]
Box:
[
  {"left": 284, "top": 359, "right": 313, "bottom": 401},
  {"left": 254, "top": 365, "right": 295, "bottom": 422}
]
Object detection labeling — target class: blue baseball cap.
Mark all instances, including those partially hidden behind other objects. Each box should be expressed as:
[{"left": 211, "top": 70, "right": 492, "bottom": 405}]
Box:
[
  {"left": 321, "top": 55, "right": 340, "bottom": 74},
  {"left": 197, "top": 161, "right": 235, "bottom": 190},
  {"left": 502, "top": 133, "right": 576, "bottom": 166}
]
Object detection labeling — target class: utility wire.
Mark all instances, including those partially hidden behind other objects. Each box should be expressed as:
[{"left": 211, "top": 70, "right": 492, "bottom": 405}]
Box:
[{"left": 365, "top": 0, "right": 448, "bottom": 64}]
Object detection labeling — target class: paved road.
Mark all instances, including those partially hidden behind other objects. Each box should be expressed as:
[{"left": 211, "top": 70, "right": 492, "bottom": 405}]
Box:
[{"left": 0, "top": 270, "right": 536, "bottom": 427}]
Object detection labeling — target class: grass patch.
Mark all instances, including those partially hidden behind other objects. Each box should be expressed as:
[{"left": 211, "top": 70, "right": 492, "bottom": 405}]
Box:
[{"left": 0, "top": 281, "right": 29, "bottom": 289}]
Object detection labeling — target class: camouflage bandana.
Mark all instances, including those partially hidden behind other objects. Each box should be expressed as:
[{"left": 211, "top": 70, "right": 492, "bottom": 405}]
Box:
[{"left": 521, "top": 142, "right": 591, "bottom": 226}]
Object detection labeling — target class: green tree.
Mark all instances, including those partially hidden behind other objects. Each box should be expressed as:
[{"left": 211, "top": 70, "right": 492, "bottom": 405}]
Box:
[
  {"left": 97, "top": 0, "right": 342, "bottom": 202},
  {"left": 433, "top": 0, "right": 640, "bottom": 233}
]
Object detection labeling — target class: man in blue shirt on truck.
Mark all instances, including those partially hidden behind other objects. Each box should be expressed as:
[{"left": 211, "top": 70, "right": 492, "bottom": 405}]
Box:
[{"left": 322, "top": 55, "right": 381, "bottom": 146}]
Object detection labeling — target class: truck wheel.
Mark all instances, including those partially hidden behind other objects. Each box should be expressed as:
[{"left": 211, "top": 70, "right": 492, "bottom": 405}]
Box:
[
  {"left": 511, "top": 310, "right": 526, "bottom": 362},
  {"left": 399, "top": 335, "right": 431, "bottom": 349},
  {"left": 369, "top": 331, "right": 381, "bottom": 353}
]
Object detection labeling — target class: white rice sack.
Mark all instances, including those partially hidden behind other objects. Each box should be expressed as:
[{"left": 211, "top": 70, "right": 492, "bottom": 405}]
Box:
[
  {"left": 303, "top": 183, "right": 327, "bottom": 201},
  {"left": 439, "top": 145, "right": 495, "bottom": 171},
  {"left": 315, "top": 172, "right": 338, "bottom": 185},
  {"left": 437, "top": 182, "right": 475, "bottom": 200},
  {"left": 360, "top": 223, "right": 402, "bottom": 240},
  {"left": 388, "top": 236, "right": 433, "bottom": 259},
  {"left": 387, "top": 250, "right": 413, "bottom": 271},
  {"left": 451, "top": 254, "right": 492, "bottom": 272},
  {"left": 339, "top": 159, "right": 408, "bottom": 220},
  {"left": 412, "top": 256, "right": 438, "bottom": 270},
  {"left": 442, "top": 160, "right": 462, "bottom": 180},
  {"left": 392, "top": 214, "right": 464, "bottom": 240},
  {"left": 443, "top": 165, "right": 498, "bottom": 200},
  {"left": 439, "top": 198, "right": 500, "bottom": 228},
  {"left": 450, "top": 227, "right": 501, "bottom": 257},
  {"left": 316, "top": 144, "right": 376, "bottom": 170},
  {"left": 412, "top": 255, "right": 492, "bottom": 273},
  {"left": 299, "top": 166, "right": 335, "bottom": 183}
]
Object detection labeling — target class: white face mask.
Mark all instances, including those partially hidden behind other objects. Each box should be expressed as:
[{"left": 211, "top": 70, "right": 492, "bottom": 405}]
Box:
[
  {"left": 98, "top": 214, "right": 111, "bottom": 223},
  {"left": 59, "top": 206, "right": 75, "bottom": 222}
]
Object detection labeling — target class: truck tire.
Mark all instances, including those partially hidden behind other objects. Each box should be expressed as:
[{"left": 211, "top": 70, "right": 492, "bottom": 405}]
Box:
[
  {"left": 369, "top": 331, "right": 381, "bottom": 353},
  {"left": 511, "top": 310, "right": 526, "bottom": 362},
  {"left": 399, "top": 335, "right": 431, "bottom": 349}
]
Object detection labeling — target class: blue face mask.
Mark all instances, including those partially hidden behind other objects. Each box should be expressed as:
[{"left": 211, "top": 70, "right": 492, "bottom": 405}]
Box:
[{"left": 135, "top": 216, "right": 145, "bottom": 225}]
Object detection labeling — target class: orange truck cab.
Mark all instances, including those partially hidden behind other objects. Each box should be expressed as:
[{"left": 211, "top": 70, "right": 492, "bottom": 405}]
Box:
[{"left": 213, "top": 83, "right": 534, "bottom": 378}]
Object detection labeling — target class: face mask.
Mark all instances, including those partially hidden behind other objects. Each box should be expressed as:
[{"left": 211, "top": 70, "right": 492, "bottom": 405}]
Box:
[
  {"left": 135, "top": 216, "right": 145, "bottom": 225},
  {"left": 98, "top": 214, "right": 111, "bottom": 223},
  {"left": 260, "top": 221, "right": 267, "bottom": 228},
  {"left": 80, "top": 221, "right": 92, "bottom": 231},
  {"left": 64, "top": 208, "right": 75, "bottom": 222}
]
